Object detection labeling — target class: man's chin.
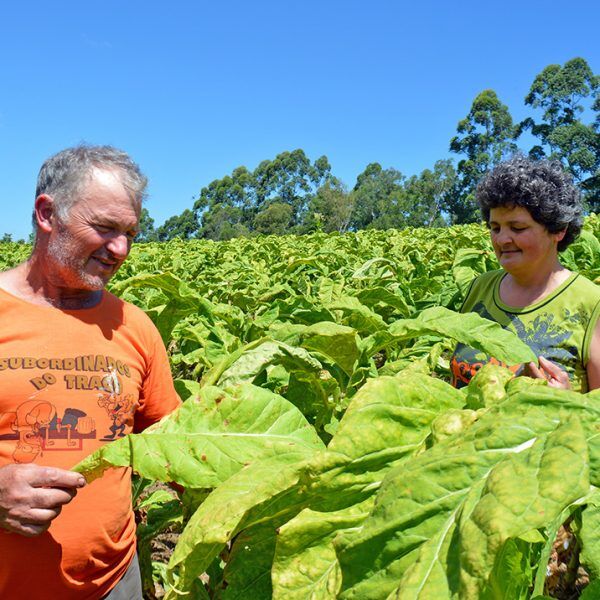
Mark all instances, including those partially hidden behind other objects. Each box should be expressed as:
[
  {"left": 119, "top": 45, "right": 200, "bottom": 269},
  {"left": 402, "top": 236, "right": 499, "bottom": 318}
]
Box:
[{"left": 76, "top": 273, "right": 112, "bottom": 291}]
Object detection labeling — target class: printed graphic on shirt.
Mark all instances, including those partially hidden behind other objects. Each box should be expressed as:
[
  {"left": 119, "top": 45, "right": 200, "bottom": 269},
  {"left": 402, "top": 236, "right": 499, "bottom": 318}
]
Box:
[
  {"left": 451, "top": 302, "right": 575, "bottom": 388},
  {"left": 0, "top": 354, "right": 138, "bottom": 463},
  {"left": 0, "top": 401, "right": 96, "bottom": 463}
]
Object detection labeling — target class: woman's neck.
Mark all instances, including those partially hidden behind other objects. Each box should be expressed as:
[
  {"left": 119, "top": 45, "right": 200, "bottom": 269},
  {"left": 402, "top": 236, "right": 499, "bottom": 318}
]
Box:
[{"left": 499, "top": 262, "right": 571, "bottom": 307}]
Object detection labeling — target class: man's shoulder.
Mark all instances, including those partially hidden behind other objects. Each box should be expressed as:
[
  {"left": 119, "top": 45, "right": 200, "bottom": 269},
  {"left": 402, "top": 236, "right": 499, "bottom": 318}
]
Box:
[{"left": 103, "top": 291, "right": 160, "bottom": 332}]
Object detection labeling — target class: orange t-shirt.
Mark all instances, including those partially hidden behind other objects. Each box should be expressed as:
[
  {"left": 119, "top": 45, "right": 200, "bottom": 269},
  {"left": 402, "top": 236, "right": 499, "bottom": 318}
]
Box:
[{"left": 0, "top": 288, "right": 180, "bottom": 599}]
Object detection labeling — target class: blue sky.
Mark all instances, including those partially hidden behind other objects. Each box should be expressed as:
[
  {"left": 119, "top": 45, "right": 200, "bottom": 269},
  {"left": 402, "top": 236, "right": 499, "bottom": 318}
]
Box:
[{"left": 0, "top": 0, "right": 598, "bottom": 239}]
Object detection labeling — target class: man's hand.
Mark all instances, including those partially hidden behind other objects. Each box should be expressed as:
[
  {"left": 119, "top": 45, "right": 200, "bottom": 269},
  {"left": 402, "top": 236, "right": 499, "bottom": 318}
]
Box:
[
  {"left": 0, "top": 464, "right": 86, "bottom": 537},
  {"left": 525, "top": 356, "right": 571, "bottom": 390}
]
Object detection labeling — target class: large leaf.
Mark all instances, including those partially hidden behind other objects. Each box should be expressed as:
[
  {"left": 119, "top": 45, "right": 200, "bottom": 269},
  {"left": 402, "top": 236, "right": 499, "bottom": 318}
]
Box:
[
  {"left": 272, "top": 498, "right": 375, "bottom": 600},
  {"left": 165, "top": 453, "right": 312, "bottom": 597},
  {"left": 363, "top": 306, "right": 537, "bottom": 365},
  {"left": 217, "top": 524, "right": 277, "bottom": 600},
  {"left": 304, "top": 374, "right": 465, "bottom": 512},
  {"left": 458, "top": 418, "right": 589, "bottom": 597},
  {"left": 580, "top": 492, "right": 600, "bottom": 579},
  {"left": 335, "top": 388, "right": 591, "bottom": 599},
  {"left": 299, "top": 321, "right": 360, "bottom": 377},
  {"left": 328, "top": 296, "right": 388, "bottom": 335},
  {"left": 74, "top": 384, "right": 324, "bottom": 487},
  {"left": 205, "top": 339, "right": 322, "bottom": 388}
]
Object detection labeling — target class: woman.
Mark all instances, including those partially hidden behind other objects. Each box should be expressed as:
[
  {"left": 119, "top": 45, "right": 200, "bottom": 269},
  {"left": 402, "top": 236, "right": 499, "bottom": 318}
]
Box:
[{"left": 450, "top": 155, "right": 600, "bottom": 392}]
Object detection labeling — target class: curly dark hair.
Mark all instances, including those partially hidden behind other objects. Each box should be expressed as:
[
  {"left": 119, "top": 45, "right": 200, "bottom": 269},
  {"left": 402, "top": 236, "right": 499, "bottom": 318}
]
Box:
[{"left": 476, "top": 155, "right": 583, "bottom": 251}]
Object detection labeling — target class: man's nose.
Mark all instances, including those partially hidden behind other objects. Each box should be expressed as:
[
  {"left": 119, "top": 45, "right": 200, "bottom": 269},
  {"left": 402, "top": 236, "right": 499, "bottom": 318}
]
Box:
[{"left": 106, "top": 233, "right": 131, "bottom": 259}]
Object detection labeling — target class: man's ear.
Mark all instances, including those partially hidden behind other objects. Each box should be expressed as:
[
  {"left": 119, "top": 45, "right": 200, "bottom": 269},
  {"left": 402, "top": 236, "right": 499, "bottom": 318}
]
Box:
[{"left": 34, "top": 195, "right": 55, "bottom": 233}]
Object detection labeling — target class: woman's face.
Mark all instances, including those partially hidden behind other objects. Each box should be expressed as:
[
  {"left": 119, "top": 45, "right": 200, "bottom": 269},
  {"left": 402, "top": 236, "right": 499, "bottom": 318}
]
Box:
[{"left": 488, "top": 205, "right": 565, "bottom": 276}]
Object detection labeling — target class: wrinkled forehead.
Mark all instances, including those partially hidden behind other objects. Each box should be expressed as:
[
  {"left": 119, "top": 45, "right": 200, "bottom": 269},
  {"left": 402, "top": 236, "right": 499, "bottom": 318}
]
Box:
[{"left": 78, "top": 167, "right": 142, "bottom": 212}]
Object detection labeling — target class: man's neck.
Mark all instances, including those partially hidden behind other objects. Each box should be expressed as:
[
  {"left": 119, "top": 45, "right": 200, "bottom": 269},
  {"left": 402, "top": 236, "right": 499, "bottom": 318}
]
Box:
[{"left": 0, "top": 261, "right": 103, "bottom": 309}]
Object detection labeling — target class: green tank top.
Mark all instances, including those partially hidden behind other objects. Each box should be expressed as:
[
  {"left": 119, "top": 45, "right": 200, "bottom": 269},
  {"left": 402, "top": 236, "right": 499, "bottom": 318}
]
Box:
[{"left": 450, "top": 270, "right": 600, "bottom": 392}]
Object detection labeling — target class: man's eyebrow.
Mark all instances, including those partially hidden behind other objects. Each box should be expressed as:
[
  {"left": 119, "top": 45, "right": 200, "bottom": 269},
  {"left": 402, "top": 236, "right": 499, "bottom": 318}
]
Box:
[{"left": 95, "top": 218, "right": 138, "bottom": 230}]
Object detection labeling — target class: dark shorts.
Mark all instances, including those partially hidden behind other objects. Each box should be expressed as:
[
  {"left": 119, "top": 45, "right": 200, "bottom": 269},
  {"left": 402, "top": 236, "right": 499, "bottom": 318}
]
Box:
[{"left": 101, "top": 554, "right": 142, "bottom": 600}]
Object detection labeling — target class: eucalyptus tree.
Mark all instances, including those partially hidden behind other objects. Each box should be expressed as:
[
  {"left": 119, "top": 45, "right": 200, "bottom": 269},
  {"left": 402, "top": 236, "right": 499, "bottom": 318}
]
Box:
[{"left": 449, "top": 89, "right": 518, "bottom": 223}]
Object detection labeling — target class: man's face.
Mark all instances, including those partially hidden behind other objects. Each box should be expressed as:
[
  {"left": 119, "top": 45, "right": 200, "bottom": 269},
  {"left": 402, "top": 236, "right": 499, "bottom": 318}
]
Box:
[{"left": 46, "top": 168, "right": 140, "bottom": 292}]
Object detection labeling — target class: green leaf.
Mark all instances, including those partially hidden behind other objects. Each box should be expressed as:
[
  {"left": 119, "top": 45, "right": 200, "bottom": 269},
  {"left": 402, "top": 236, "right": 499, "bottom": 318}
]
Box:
[
  {"left": 166, "top": 453, "right": 311, "bottom": 596},
  {"left": 580, "top": 493, "right": 600, "bottom": 578},
  {"left": 73, "top": 384, "right": 324, "bottom": 486},
  {"left": 465, "top": 364, "right": 513, "bottom": 409},
  {"left": 335, "top": 395, "right": 590, "bottom": 600},
  {"left": 580, "top": 579, "right": 600, "bottom": 599},
  {"left": 480, "top": 538, "right": 533, "bottom": 600},
  {"left": 213, "top": 340, "right": 322, "bottom": 387},
  {"left": 364, "top": 306, "right": 537, "bottom": 365},
  {"left": 458, "top": 419, "right": 589, "bottom": 597},
  {"left": 431, "top": 409, "right": 479, "bottom": 444},
  {"left": 217, "top": 524, "right": 276, "bottom": 600},
  {"left": 271, "top": 498, "right": 375, "bottom": 600},
  {"left": 328, "top": 296, "right": 387, "bottom": 335},
  {"left": 299, "top": 322, "right": 360, "bottom": 377},
  {"left": 355, "top": 286, "right": 411, "bottom": 316}
]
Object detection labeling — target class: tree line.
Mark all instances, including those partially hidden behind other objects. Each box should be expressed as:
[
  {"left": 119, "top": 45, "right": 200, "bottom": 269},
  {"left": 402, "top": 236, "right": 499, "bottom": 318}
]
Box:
[
  {"left": 12, "top": 57, "right": 598, "bottom": 245},
  {"left": 138, "top": 57, "right": 597, "bottom": 242}
]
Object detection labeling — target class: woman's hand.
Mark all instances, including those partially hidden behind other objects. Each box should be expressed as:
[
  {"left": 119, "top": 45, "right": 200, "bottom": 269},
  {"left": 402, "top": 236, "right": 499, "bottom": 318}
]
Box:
[{"left": 525, "top": 356, "right": 571, "bottom": 389}]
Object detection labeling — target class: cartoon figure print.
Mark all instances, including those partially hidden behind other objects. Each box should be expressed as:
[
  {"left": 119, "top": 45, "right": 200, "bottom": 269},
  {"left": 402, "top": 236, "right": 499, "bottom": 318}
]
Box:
[
  {"left": 0, "top": 400, "right": 96, "bottom": 463},
  {"left": 97, "top": 368, "right": 136, "bottom": 441}
]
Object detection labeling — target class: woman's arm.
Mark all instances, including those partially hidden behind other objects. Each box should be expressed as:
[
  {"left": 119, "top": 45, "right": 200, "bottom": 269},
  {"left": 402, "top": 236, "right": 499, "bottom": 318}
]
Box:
[{"left": 587, "top": 320, "right": 600, "bottom": 391}]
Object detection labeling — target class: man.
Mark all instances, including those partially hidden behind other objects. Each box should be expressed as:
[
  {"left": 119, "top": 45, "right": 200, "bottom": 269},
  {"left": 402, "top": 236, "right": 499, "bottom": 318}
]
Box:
[{"left": 0, "top": 145, "right": 180, "bottom": 599}]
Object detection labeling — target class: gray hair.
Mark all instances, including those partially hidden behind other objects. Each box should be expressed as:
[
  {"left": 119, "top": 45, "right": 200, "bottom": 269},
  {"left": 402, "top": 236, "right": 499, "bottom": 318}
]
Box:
[
  {"left": 34, "top": 144, "right": 147, "bottom": 228},
  {"left": 476, "top": 155, "right": 583, "bottom": 251}
]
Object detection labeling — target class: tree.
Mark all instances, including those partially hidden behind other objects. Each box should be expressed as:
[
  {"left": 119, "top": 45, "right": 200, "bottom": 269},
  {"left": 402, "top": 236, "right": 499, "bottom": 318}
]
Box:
[
  {"left": 135, "top": 208, "right": 156, "bottom": 242},
  {"left": 351, "top": 163, "right": 408, "bottom": 230},
  {"left": 449, "top": 89, "right": 518, "bottom": 223},
  {"left": 199, "top": 205, "right": 249, "bottom": 241},
  {"left": 520, "top": 57, "right": 600, "bottom": 209},
  {"left": 253, "top": 202, "right": 294, "bottom": 235},
  {"left": 305, "top": 179, "right": 354, "bottom": 233},
  {"left": 193, "top": 150, "right": 334, "bottom": 238},
  {"left": 155, "top": 209, "right": 199, "bottom": 241},
  {"left": 253, "top": 149, "right": 332, "bottom": 223},
  {"left": 404, "top": 160, "right": 458, "bottom": 227}
]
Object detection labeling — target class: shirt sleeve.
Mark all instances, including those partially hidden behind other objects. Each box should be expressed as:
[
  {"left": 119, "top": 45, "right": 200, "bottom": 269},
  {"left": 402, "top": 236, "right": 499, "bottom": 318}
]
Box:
[{"left": 134, "top": 325, "right": 181, "bottom": 433}]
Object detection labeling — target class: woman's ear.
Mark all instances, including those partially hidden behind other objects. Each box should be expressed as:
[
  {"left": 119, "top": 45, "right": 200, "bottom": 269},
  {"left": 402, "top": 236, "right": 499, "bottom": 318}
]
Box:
[
  {"left": 554, "top": 227, "right": 567, "bottom": 243},
  {"left": 34, "top": 194, "right": 55, "bottom": 233}
]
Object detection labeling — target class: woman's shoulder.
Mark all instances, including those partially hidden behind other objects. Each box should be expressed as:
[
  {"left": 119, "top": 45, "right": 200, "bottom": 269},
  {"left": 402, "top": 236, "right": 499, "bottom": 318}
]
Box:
[
  {"left": 568, "top": 273, "right": 600, "bottom": 301},
  {"left": 460, "top": 270, "right": 503, "bottom": 311},
  {"left": 469, "top": 269, "right": 503, "bottom": 291}
]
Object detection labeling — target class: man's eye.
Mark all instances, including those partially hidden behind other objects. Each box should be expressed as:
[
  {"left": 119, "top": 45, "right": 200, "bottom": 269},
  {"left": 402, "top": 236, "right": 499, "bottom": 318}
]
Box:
[{"left": 511, "top": 227, "right": 527, "bottom": 232}]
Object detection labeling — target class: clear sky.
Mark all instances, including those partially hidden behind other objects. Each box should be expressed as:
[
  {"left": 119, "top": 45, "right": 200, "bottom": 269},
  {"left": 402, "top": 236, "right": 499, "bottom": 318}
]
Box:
[{"left": 0, "top": 0, "right": 598, "bottom": 240}]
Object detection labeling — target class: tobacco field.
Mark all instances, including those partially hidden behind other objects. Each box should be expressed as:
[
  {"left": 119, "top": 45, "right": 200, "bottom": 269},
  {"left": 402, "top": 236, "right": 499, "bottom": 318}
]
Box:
[{"left": 3, "top": 216, "right": 600, "bottom": 599}]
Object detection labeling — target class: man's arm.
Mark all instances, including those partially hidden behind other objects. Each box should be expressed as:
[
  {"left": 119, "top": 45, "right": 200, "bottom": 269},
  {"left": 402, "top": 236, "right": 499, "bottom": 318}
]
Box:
[{"left": 0, "top": 464, "right": 85, "bottom": 537}]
